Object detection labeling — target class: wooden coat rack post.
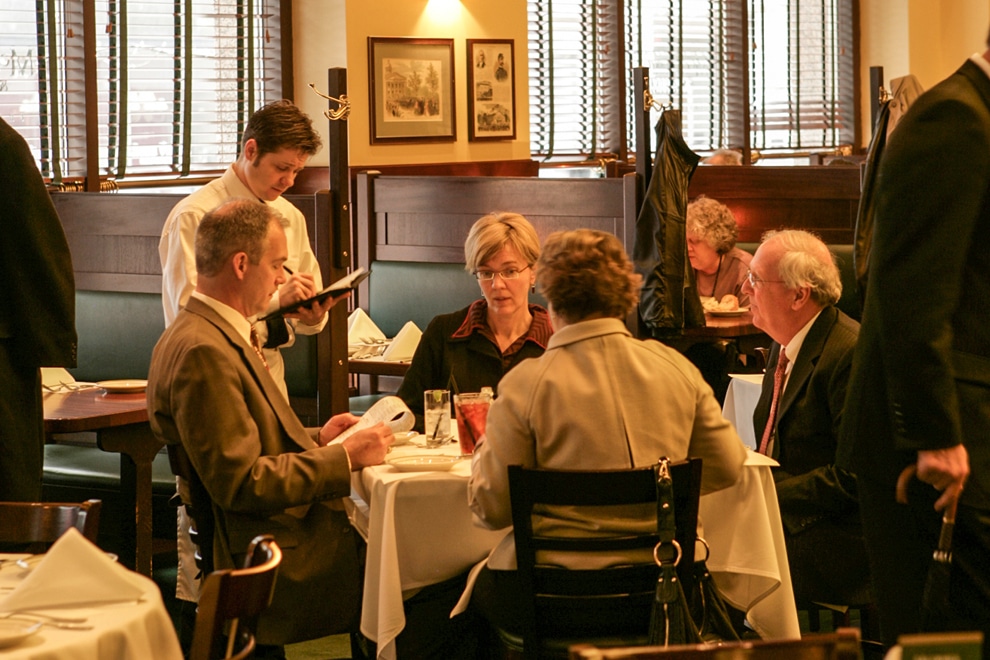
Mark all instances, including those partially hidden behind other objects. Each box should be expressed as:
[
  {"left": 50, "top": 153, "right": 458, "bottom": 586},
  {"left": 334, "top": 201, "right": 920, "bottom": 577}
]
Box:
[{"left": 320, "top": 67, "right": 352, "bottom": 420}]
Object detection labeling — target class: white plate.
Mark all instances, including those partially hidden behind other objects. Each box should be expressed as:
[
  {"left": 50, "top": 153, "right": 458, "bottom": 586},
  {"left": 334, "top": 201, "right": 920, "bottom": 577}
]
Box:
[
  {"left": 0, "top": 620, "right": 42, "bottom": 649},
  {"left": 391, "top": 431, "right": 419, "bottom": 447},
  {"left": 706, "top": 307, "right": 750, "bottom": 317},
  {"left": 97, "top": 379, "right": 148, "bottom": 393},
  {"left": 387, "top": 455, "right": 462, "bottom": 472}
]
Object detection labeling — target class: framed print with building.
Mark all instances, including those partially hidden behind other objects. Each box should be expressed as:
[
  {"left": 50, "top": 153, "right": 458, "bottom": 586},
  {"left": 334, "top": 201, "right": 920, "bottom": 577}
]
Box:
[
  {"left": 368, "top": 37, "right": 456, "bottom": 144},
  {"left": 467, "top": 39, "right": 516, "bottom": 141}
]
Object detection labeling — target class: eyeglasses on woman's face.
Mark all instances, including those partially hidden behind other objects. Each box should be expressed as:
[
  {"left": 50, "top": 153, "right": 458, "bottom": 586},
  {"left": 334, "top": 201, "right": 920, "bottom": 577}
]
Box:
[
  {"left": 473, "top": 265, "right": 531, "bottom": 283},
  {"left": 745, "top": 269, "right": 784, "bottom": 289}
]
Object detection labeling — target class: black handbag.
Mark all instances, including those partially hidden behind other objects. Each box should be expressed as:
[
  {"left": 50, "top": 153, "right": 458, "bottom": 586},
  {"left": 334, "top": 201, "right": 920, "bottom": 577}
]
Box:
[
  {"left": 648, "top": 458, "right": 702, "bottom": 646},
  {"left": 647, "top": 458, "right": 741, "bottom": 645},
  {"left": 689, "top": 538, "right": 741, "bottom": 642}
]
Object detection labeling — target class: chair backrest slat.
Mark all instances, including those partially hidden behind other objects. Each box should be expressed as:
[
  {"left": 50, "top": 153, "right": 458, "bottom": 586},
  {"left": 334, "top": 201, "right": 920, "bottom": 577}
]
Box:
[
  {"left": 189, "top": 534, "right": 282, "bottom": 660},
  {"left": 0, "top": 500, "right": 102, "bottom": 552}
]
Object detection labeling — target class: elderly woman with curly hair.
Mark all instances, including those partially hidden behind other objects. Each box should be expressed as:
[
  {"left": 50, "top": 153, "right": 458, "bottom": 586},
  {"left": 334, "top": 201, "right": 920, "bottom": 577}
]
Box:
[
  {"left": 466, "top": 229, "right": 746, "bottom": 639},
  {"left": 687, "top": 195, "right": 752, "bottom": 307}
]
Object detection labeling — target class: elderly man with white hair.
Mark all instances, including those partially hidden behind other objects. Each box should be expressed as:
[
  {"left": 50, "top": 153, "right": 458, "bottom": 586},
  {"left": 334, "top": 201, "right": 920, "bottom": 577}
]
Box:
[{"left": 743, "top": 229, "right": 871, "bottom": 611}]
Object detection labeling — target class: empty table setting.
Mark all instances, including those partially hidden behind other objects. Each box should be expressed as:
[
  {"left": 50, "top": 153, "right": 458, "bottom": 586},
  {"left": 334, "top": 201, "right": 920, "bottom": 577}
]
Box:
[
  {"left": 40, "top": 368, "right": 162, "bottom": 577},
  {"left": 0, "top": 528, "right": 182, "bottom": 659},
  {"left": 347, "top": 309, "right": 419, "bottom": 379}
]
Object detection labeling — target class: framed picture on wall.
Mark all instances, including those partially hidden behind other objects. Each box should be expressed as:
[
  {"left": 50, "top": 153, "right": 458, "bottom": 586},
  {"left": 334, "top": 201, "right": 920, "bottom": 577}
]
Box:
[
  {"left": 466, "top": 39, "right": 516, "bottom": 141},
  {"left": 368, "top": 37, "right": 456, "bottom": 144}
]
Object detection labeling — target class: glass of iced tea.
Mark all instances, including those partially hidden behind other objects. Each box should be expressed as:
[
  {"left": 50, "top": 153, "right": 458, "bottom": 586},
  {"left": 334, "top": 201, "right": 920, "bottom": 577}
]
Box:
[{"left": 454, "top": 389, "right": 492, "bottom": 455}]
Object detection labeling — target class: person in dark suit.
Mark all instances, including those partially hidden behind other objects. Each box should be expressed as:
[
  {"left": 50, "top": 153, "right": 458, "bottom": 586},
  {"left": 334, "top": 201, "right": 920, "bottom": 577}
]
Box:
[
  {"left": 147, "top": 199, "right": 393, "bottom": 653},
  {"left": 0, "top": 116, "right": 77, "bottom": 503},
  {"left": 839, "top": 34, "right": 990, "bottom": 650},
  {"left": 745, "top": 229, "right": 870, "bottom": 607}
]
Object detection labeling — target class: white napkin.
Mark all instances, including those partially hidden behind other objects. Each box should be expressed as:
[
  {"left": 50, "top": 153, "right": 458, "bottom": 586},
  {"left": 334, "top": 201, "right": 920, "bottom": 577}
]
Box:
[
  {"left": 41, "top": 367, "right": 75, "bottom": 388},
  {"left": 0, "top": 528, "right": 144, "bottom": 611},
  {"left": 382, "top": 321, "right": 422, "bottom": 362},
  {"left": 347, "top": 308, "right": 386, "bottom": 346}
]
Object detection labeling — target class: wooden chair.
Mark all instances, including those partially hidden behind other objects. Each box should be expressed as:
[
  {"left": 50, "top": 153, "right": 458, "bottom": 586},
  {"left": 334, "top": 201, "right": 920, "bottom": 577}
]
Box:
[
  {"left": 0, "top": 499, "right": 102, "bottom": 552},
  {"left": 190, "top": 534, "right": 282, "bottom": 660},
  {"left": 568, "top": 628, "right": 862, "bottom": 659},
  {"left": 500, "top": 458, "right": 703, "bottom": 660}
]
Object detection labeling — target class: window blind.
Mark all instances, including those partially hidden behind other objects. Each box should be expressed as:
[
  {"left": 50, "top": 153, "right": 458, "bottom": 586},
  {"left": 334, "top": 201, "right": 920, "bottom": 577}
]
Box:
[
  {"left": 529, "top": 0, "right": 854, "bottom": 161},
  {"left": 0, "top": 0, "right": 282, "bottom": 182}
]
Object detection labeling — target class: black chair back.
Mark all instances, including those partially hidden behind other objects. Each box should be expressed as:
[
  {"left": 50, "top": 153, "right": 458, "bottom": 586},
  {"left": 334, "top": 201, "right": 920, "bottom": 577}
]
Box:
[{"left": 507, "top": 458, "right": 703, "bottom": 659}]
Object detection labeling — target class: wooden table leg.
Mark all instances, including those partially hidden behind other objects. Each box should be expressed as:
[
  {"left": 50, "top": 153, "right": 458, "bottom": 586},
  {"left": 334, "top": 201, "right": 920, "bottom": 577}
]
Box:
[{"left": 97, "top": 423, "right": 163, "bottom": 577}]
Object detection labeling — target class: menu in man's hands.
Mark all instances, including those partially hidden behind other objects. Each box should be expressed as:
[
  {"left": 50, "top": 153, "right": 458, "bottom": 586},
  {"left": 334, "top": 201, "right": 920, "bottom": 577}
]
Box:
[
  {"left": 259, "top": 267, "right": 370, "bottom": 321},
  {"left": 329, "top": 396, "right": 414, "bottom": 445}
]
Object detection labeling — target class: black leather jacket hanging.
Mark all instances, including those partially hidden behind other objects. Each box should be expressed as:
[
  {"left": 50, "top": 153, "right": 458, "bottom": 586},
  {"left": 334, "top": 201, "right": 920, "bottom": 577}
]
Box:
[{"left": 633, "top": 110, "right": 705, "bottom": 335}]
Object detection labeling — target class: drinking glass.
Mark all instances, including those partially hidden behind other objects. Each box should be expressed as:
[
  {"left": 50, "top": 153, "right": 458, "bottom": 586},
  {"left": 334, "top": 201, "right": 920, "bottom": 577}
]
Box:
[
  {"left": 423, "top": 390, "right": 452, "bottom": 448},
  {"left": 454, "top": 389, "right": 493, "bottom": 455}
]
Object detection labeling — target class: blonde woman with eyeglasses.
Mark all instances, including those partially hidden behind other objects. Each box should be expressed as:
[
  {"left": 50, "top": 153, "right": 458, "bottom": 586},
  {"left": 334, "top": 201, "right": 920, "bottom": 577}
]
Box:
[{"left": 396, "top": 212, "right": 553, "bottom": 435}]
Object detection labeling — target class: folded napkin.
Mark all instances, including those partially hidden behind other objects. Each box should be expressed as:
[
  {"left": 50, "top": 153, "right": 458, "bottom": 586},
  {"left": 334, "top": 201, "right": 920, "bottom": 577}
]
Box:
[
  {"left": 347, "top": 308, "right": 386, "bottom": 346},
  {"left": 0, "top": 528, "right": 144, "bottom": 611},
  {"left": 41, "top": 367, "right": 75, "bottom": 388},
  {"left": 382, "top": 321, "right": 422, "bottom": 362}
]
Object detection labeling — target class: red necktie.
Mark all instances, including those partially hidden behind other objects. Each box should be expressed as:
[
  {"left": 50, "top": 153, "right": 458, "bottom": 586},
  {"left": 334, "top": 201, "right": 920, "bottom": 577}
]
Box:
[
  {"left": 249, "top": 327, "right": 270, "bottom": 370},
  {"left": 758, "top": 347, "right": 789, "bottom": 455}
]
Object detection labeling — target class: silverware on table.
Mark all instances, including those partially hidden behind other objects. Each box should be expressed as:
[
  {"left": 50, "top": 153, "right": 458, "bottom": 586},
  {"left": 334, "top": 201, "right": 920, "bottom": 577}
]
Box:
[{"left": 0, "top": 611, "right": 90, "bottom": 625}]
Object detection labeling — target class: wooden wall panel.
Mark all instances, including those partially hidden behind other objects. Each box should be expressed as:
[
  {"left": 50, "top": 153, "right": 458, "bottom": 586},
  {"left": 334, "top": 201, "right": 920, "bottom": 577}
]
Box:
[{"left": 687, "top": 166, "right": 862, "bottom": 244}]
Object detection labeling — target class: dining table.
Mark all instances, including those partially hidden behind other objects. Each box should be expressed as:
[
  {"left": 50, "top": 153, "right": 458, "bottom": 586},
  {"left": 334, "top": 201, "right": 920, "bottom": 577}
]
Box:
[
  {"left": 42, "top": 386, "right": 162, "bottom": 577},
  {"left": 347, "top": 425, "right": 800, "bottom": 659},
  {"left": 0, "top": 553, "right": 182, "bottom": 659},
  {"left": 661, "top": 311, "right": 771, "bottom": 366},
  {"left": 348, "top": 439, "right": 505, "bottom": 660}
]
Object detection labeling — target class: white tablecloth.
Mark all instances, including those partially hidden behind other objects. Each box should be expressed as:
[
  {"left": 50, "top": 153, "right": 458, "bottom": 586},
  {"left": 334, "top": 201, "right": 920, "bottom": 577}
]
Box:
[
  {"left": 714, "top": 372, "right": 801, "bottom": 639},
  {"left": 723, "top": 373, "right": 764, "bottom": 450},
  {"left": 0, "top": 557, "right": 182, "bottom": 659},
  {"left": 348, "top": 441, "right": 506, "bottom": 660},
  {"left": 702, "top": 452, "right": 801, "bottom": 639}
]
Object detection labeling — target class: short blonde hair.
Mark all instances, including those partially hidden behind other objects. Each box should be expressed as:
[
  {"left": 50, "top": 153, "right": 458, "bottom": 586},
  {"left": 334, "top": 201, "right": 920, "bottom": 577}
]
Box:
[
  {"left": 536, "top": 229, "right": 641, "bottom": 324},
  {"left": 687, "top": 195, "right": 739, "bottom": 255},
  {"left": 464, "top": 212, "right": 541, "bottom": 272}
]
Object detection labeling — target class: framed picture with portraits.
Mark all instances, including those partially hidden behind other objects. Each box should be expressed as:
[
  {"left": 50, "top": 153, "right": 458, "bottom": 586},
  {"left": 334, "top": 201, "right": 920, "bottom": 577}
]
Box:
[
  {"left": 368, "top": 37, "right": 456, "bottom": 144},
  {"left": 466, "top": 39, "right": 516, "bottom": 141}
]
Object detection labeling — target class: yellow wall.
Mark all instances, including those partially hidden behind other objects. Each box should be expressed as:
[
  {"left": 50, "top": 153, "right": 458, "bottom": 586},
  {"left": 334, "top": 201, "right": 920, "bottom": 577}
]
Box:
[
  {"left": 859, "top": 0, "right": 989, "bottom": 141},
  {"left": 292, "top": 0, "right": 348, "bottom": 168},
  {"left": 294, "top": 0, "right": 529, "bottom": 168}
]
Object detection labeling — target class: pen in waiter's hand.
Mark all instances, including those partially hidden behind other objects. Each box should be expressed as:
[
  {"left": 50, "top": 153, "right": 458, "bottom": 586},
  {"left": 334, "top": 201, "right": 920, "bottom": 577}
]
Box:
[{"left": 283, "top": 265, "right": 294, "bottom": 276}]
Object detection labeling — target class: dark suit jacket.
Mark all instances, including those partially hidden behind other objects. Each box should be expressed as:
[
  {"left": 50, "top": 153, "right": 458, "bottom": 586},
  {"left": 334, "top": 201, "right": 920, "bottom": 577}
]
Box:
[
  {"left": 0, "top": 116, "right": 76, "bottom": 501},
  {"left": 754, "top": 306, "right": 861, "bottom": 534},
  {"left": 147, "top": 297, "right": 360, "bottom": 644},
  {"left": 840, "top": 59, "right": 990, "bottom": 511},
  {"left": 0, "top": 116, "right": 76, "bottom": 366},
  {"left": 754, "top": 306, "right": 867, "bottom": 603}
]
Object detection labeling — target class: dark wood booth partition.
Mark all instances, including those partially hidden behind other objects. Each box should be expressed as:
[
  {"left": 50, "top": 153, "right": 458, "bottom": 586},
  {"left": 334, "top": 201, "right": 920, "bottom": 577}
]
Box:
[{"left": 51, "top": 190, "right": 349, "bottom": 423}]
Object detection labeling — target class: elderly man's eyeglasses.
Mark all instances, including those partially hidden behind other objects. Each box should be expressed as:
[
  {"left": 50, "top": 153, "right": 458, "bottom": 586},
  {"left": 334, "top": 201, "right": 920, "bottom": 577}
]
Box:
[
  {"left": 474, "top": 266, "right": 531, "bottom": 282},
  {"left": 745, "top": 269, "right": 784, "bottom": 288}
]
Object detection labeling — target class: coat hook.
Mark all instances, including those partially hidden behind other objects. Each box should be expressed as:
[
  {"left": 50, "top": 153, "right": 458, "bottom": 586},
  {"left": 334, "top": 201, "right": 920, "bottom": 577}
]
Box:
[
  {"left": 643, "top": 88, "right": 672, "bottom": 113},
  {"left": 308, "top": 83, "right": 350, "bottom": 121}
]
